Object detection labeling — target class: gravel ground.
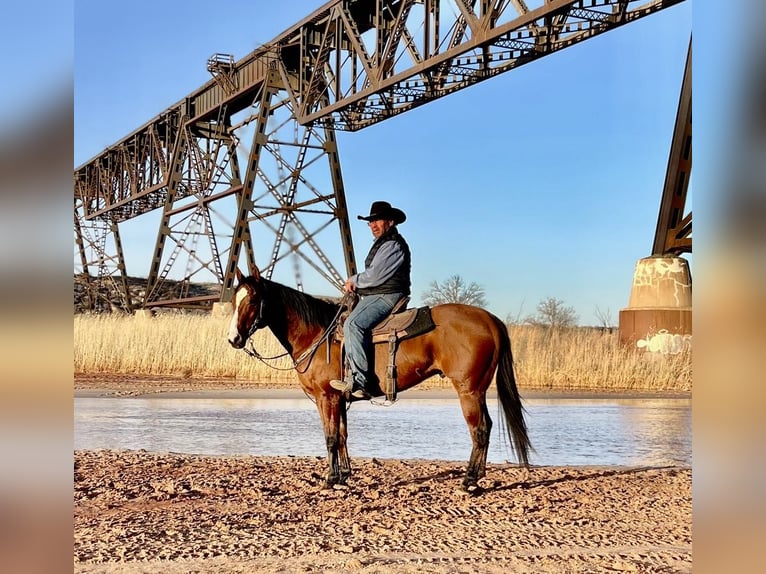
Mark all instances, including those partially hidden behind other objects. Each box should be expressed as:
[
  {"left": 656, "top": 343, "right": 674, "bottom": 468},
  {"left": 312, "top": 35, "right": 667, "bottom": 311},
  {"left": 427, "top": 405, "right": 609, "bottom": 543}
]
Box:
[{"left": 74, "top": 450, "right": 691, "bottom": 573}]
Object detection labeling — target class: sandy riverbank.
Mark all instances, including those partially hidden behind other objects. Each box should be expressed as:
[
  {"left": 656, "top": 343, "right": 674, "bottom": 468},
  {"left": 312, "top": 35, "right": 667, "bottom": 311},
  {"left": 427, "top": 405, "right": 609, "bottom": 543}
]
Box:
[{"left": 74, "top": 450, "right": 691, "bottom": 573}]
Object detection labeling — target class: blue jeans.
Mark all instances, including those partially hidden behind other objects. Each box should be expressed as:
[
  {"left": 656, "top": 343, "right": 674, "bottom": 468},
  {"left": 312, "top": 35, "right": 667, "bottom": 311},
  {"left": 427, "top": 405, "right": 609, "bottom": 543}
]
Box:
[{"left": 343, "top": 292, "right": 404, "bottom": 387}]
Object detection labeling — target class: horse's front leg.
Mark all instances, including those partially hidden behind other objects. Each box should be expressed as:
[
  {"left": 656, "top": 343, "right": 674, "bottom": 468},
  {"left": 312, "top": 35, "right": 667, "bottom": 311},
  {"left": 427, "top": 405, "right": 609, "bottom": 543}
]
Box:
[
  {"left": 338, "top": 398, "right": 352, "bottom": 482},
  {"left": 316, "top": 393, "right": 346, "bottom": 488}
]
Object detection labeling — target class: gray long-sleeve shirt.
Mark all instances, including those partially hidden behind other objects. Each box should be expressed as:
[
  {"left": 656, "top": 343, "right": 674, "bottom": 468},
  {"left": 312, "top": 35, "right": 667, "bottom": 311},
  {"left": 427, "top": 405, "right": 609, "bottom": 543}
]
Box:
[{"left": 350, "top": 240, "right": 405, "bottom": 290}]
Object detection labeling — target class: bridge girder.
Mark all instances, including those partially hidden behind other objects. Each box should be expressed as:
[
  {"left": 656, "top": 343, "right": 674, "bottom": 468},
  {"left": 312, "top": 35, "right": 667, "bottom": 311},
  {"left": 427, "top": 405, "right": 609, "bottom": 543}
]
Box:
[{"left": 73, "top": 0, "right": 689, "bottom": 309}]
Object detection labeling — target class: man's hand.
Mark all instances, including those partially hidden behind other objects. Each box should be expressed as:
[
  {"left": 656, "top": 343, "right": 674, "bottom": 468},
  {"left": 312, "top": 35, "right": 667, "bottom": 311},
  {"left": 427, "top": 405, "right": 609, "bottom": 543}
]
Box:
[{"left": 343, "top": 278, "right": 355, "bottom": 293}]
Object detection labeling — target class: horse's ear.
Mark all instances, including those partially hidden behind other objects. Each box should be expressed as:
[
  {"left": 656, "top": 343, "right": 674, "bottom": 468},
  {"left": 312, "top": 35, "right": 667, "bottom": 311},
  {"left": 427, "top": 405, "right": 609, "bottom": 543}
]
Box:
[
  {"left": 235, "top": 268, "right": 243, "bottom": 283},
  {"left": 252, "top": 266, "right": 261, "bottom": 281}
]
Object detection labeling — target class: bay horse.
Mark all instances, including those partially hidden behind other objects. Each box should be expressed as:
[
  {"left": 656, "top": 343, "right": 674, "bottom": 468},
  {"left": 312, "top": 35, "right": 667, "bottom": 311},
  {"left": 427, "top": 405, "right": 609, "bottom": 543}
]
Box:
[{"left": 227, "top": 267, "right": 531, "bottom": 491}]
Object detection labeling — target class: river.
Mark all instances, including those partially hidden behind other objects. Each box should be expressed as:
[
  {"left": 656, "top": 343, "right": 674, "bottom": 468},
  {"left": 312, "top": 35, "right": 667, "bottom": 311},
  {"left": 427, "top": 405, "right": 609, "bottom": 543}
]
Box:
[{"left": 74, "top": 395, "right": 691, "bottom": 467}]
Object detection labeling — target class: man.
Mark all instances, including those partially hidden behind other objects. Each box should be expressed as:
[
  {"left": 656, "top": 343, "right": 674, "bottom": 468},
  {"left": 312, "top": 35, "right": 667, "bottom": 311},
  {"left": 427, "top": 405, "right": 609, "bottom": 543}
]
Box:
[{"left": 330, "top": 200, "right": 411, "bottom": 399}]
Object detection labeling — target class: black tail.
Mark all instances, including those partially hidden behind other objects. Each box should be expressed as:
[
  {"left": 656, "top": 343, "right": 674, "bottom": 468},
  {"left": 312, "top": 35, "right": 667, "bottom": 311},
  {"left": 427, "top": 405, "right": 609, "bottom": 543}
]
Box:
[{"left": 493, "top": 316, "right": 531, "bottom": 467}]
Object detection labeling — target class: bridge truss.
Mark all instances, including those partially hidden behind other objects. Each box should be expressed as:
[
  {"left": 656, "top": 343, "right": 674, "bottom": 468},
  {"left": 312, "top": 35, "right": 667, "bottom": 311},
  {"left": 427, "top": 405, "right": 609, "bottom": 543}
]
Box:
[{"left": 74, "top": 0, "right": 690, "bottom": 311}]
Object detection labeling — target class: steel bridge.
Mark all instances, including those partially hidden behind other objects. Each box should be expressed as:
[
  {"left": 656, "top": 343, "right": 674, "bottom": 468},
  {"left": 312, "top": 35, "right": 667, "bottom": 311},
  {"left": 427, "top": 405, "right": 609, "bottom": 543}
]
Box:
[{"left": 74, "top": 0, "right": 691, "bottom": 312}]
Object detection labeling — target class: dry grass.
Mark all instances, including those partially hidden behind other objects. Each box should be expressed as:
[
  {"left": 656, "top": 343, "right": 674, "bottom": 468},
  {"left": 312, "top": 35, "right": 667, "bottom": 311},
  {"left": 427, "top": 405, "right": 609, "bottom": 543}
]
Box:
[
  {"left": 509, "top": 325, "right": 691, "bottom": 392},
  {"left": 74, "top": 315, "right": 691, "bottom": 392},
  {"left": 74, "top": 313, "right": 296, "bottom": 384}
]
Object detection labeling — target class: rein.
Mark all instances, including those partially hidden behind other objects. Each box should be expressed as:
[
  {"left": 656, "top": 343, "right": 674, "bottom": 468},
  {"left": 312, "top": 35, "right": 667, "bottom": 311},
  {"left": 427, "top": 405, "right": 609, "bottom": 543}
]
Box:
[{"left": 242, "top": 292, "right": 351, "bottom": 374}]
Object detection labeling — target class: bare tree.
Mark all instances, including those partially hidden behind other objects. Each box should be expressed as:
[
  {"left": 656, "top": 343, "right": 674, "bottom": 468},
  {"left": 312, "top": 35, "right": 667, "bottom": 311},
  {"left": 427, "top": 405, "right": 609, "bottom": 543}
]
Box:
[
  {"left": 526, "top": 297, "right": 579, "bottom": 328},
  {"left": 594, "top": 305, "right": 615, "bottom": 330},
  {"left": 422, "top": 275, "right": 488, "bottom": 308}
]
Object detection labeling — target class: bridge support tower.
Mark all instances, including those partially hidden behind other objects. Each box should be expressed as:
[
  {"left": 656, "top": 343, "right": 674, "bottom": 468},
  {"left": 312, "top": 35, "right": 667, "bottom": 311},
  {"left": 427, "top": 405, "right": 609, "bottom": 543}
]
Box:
[{"left": 619, "top": 39, "right": 692, "bottom": 350}]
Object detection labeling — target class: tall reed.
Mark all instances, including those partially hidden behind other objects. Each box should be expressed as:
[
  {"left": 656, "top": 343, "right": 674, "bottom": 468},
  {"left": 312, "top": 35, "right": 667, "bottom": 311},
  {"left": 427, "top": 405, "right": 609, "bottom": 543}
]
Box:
[
  {"left": 74, "top": 313, "right": 296, "bottom": 384},
  {"left": 74, "top": 315, "right": 691, "bottom": 392},
  {"left": 508, "top": 325, "right": 691, "bottom": 392}
]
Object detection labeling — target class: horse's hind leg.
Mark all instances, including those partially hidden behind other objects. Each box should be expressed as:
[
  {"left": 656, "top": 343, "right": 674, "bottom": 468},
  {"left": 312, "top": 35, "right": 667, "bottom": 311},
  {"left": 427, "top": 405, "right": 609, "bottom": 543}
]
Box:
[
  {"left": 478, "top": 400, "right": 493, "bottom": 477},
  {"left": 457, "top": 392, "right": 493, "bottom": 491}
]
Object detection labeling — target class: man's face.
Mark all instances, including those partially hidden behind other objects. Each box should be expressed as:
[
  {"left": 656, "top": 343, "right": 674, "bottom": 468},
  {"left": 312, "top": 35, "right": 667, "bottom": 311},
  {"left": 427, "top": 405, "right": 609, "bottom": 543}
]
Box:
[{"left": 368, "top": 218, "right": 393, "bottom": 239}]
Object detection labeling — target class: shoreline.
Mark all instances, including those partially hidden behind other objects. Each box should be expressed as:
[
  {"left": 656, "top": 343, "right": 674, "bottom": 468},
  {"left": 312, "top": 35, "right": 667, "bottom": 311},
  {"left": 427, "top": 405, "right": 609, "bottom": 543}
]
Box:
[
  {"left": 74, "top": 374, "right": 690, "bottom": 400},
  {"left": 74, "top": 388, "right": 692, "bottom": 400}
]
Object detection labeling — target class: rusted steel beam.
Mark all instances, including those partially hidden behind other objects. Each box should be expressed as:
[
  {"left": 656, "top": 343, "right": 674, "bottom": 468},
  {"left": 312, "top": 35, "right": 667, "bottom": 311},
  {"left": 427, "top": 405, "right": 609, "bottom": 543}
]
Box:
[
  {"left": 653, "top": 37, "right": 692, "bottom": 255},
  {"left": 144, "top": 294, "right": 220, "bottom": 308},
  {"left": 293, "top": 0, "right": 686, "bottom": 129}
]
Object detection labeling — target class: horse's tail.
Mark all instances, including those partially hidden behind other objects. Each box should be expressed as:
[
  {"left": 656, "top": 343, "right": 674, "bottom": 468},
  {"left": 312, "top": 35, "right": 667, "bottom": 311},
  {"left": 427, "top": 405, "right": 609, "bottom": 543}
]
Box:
[{"left": 493, "top": 315, "right": 531, "bottom": 467}]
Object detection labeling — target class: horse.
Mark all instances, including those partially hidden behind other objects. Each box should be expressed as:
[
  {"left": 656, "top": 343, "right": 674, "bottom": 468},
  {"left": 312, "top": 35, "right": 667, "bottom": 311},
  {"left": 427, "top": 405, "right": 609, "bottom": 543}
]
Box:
[{"left": 227, "top": 267, "right": 531, "bottom": 491}]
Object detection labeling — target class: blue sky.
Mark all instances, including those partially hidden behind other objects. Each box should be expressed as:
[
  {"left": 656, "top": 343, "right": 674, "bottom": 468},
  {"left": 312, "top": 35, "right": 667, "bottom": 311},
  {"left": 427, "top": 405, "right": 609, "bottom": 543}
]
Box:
[{"left": 74, "top": 0, "right": 693, "bottom": 325}]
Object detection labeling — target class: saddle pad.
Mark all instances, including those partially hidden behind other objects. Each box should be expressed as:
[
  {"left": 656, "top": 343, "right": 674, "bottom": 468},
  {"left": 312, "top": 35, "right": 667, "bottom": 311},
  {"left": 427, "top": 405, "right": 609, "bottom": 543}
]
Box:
[{"left": 370, "top": 306, "right": 434, "bottom": 344}]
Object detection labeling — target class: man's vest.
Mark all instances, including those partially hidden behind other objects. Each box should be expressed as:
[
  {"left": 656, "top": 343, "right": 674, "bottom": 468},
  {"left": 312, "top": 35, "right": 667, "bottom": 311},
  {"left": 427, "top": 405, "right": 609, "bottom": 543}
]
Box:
[{"left": 356, "top": 227, "right": 411, "bottom": 296}]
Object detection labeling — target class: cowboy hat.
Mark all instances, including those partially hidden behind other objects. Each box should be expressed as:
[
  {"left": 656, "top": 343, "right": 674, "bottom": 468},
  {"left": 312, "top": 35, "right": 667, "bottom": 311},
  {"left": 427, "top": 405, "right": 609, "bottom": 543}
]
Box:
[{"left": 357, "top": 200, "right": 406, "bottom": 224}]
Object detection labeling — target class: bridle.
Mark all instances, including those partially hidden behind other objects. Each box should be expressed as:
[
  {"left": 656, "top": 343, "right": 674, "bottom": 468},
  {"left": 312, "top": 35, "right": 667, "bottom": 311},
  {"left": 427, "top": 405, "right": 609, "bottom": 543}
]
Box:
[
  {"left": 247, "top": 296, "right": 267, "bottom": 339},
  {"left": 238, "top": 283, "right": 289, "bottom": 363},
  {"left": 237, "top": 283, "right": 351, "bottom": 373}
]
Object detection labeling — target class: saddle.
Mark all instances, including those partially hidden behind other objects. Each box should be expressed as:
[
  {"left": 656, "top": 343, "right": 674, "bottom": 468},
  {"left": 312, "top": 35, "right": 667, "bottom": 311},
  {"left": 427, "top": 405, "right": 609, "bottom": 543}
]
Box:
[{"left": 335, "top": 297, "right": 435, "bottom": 402}]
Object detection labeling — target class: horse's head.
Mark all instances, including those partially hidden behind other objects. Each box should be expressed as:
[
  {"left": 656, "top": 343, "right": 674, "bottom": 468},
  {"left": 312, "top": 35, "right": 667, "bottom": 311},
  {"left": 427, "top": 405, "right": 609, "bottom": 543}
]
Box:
[{"left": 227, "top": 267, "right": 267, "bottom": 348}]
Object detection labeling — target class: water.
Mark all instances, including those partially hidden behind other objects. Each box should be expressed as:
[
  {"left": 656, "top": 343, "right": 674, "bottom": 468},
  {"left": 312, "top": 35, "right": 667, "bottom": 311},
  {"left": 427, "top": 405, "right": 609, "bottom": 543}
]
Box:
[{"left": 74, "top": 396, "right": 691, "bottom": 467}]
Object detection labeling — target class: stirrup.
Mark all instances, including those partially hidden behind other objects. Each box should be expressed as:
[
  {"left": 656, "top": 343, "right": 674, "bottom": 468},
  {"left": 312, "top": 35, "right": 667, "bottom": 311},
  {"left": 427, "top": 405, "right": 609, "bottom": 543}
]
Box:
[
  {"left": 350, "top": 385, "right": 371, "bottom": 400},
  {"left": 330, "top": 379, "right": 353, "bottom": 392}
]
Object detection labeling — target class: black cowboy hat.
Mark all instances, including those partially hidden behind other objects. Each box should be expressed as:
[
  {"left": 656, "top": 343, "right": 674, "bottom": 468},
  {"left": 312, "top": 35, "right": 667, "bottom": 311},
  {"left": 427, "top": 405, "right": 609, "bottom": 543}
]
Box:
[{"left": 357, "top": 200, "right": 406, "bottom": 224}]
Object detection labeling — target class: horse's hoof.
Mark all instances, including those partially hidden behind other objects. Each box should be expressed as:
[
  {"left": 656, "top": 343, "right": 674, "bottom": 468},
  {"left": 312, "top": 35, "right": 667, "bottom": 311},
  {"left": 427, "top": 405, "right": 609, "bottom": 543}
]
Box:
[
  {"left": 322, "top": 476, "right": 339, "bottom": 490},
  {"left": 461, "top": 481, "right": 483, "bottom": 495},
  {"left": 323, "top": 476, "right": 348, "bottom": 490}
]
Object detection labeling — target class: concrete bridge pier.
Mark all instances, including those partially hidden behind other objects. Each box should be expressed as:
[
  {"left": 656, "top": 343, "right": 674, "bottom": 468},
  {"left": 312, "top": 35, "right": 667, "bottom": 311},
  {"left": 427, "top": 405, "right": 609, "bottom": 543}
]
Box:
[{"left": 619, "top": 255, "right": 692, "bottom": 353}]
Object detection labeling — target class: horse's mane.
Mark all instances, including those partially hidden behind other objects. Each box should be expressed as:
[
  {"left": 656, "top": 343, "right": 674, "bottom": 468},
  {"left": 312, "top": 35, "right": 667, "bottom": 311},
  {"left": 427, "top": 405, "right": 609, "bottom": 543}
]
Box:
[{"left": 260, "top": 278, "right": 341, "bottom": 328}]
